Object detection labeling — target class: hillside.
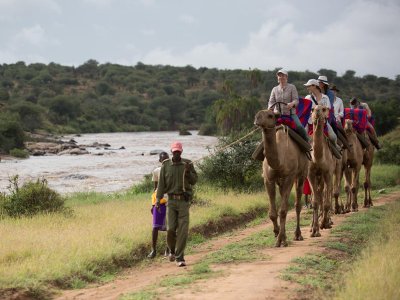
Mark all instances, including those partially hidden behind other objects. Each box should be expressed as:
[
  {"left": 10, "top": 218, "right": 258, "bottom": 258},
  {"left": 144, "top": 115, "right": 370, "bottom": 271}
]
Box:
[{"left": 0, "top": 61, "right": 399, "bottom": 153}]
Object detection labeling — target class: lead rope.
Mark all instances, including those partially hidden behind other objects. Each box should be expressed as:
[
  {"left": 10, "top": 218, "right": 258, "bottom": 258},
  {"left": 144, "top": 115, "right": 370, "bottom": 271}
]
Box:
[{"left": 191, "top": 126, "right": 260, "bottom": 165}]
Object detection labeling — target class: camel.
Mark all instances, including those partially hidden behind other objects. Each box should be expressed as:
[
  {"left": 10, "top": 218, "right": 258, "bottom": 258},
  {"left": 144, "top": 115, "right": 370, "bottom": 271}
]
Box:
[
  {"left": 308, "top": 105, "right": 336, "bottom": 236},
  {"left": 254, "top": 109, "right": 308, "bottom": 247},
  {"left": 343, "top": 119, "right": 364, "bottom": 212},
  {"left": 362, "top": 135, "right": 375, "bottom": 207}
]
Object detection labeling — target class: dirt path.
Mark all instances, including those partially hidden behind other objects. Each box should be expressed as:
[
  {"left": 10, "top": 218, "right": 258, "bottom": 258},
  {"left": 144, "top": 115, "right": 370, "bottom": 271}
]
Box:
[{"left": 57, "top": 191, "right": 400, "bottom": 300}]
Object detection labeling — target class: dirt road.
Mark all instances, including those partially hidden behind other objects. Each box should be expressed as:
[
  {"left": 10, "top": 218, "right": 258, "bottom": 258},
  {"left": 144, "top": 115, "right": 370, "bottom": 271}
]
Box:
[{"left": 57, "top": 191, "right": 400, "bottom": 300}]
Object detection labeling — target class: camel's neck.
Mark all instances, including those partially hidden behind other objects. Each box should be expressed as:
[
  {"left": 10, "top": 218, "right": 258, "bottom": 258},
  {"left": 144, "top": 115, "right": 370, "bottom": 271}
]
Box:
[
  {"left": 312, "top": 119, "right": 325, "bottom": 161},
  {"left": 262, "top": 127, "right": 282, "bottom": 170},
  {"left": 346, "top": 131, "right": 358, "bottom": 159}
]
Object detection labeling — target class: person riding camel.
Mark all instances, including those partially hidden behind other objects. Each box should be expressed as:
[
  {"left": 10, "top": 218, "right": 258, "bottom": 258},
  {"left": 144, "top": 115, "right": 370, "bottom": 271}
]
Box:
[
  {"left": 304, "top": 79, "right": 341, "bottom": 153},
  {"left": 318, "top": 75, "right": 341, "bottom": 135},
  {"left": 350, "top": 97, "right": 382, "bottom": 150},
  {"left": 268, "top": 69, "right": 309, "bottom": 142},
  {"left": 330, "top": 85, "right": 350, "bottom": 149}
]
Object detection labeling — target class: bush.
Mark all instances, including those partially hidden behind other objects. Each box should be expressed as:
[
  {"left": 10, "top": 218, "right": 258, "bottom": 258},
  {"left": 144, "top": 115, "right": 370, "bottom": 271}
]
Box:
[
  {"left": 0, "top": 112, "right": 25, "bottom": 153},
  {"left": 375, "top": 141, "right": 400, "bottom": 165},
  {"left": 129, "top": 174, "right": 153, "bottom": 194},
  {"left": 9, "top": 148, "right": 30, "bottom": 158},
  {"left": 197, "top": 131, "right": 263, "bottom": 192},
  {"left": 0, "top": 176, "right": 69, "bottom": 218}
]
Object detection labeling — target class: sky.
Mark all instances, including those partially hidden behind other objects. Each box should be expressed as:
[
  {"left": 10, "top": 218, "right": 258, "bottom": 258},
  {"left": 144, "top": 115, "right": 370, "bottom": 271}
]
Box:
[{"left": 0, "top": 0, "right": 399, "bottom": 79}]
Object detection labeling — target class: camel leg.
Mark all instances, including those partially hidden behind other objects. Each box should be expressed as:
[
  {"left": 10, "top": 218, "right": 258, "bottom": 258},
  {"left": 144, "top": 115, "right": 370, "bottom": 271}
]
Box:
[
  {"left": 333, "top": 163, "right": 341, "bottom": 214},
  {"left": 265, "top": 180, "right": 279, "bottom": 237},
  {"left": 294, "top": 177, "right": 304, "bottom": 241},
  {"left": 351, "top": 171, "right": 360, "bottom": 212},
  {"left": 343, "top": 167, "right": 351, "bottom": 213},
  {"left": 364, "top": 167, "right": 372, "bottom": 207},
  {"left": 309, "top": 174, "right": 321, "bottom": 237},
  {"left": 275, "top": 177, "right": 294, "bottom": 247},
  {"left": 320, "top": 173, "right": 333, "bottom": 230}
]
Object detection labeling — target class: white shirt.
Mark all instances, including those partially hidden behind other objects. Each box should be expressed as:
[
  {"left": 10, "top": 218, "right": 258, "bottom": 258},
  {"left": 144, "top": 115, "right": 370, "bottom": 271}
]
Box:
[
  {"left": 305, "top": 93, "right": 331, "bottom": 124},
  {"left": 333, "top": 96, "right": 344, "bottom": 121},
  {"left": 152, "top": 166, "right": 161, "bottom": 182}
]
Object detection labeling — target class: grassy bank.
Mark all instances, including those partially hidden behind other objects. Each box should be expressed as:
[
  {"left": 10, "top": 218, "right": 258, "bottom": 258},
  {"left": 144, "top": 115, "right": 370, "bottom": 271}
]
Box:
[
  {"left": 333, "top": 198, "right": 400, "bottom": 300},
  {"left": 281, "top": 190, "right": 400, "bottom": 300},
  {"left": 0, "top": 186, "right": 268, "bottom": 296}
]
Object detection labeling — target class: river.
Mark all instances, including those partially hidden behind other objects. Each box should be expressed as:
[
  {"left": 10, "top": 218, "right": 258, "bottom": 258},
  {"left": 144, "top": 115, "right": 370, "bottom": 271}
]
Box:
[{"left": 0, "top": 131, "right": 218, "bottom": 194}]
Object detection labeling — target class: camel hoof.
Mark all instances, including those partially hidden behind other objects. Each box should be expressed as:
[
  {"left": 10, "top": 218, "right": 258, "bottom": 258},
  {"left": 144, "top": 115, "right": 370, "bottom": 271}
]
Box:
[{"left": 310, "top": 232, "right": 321, "bottom": 238}]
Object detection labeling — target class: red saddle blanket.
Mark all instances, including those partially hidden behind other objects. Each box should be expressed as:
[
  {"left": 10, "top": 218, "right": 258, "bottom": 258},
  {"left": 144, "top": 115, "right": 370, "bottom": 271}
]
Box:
[{"left": 344, "top": 108, "right": 368, "bottom": 133}]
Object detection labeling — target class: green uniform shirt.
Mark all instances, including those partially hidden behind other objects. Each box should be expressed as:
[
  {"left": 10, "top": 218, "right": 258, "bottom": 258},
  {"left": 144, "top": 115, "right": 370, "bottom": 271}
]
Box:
[{"left": 156, "top": 158, "right": 197, "bottom": 202}]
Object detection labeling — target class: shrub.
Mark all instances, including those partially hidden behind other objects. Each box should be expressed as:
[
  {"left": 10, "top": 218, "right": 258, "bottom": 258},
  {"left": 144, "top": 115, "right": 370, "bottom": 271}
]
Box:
[
  {"left": 375, "top": 141, "right": 400, "bottom": 165},
  {"left": 129, "top": 174, "right": 153, "bottom": 194},
  {"left": 197, "top": 131, "right": 263, "bottom": 192},
  {"left": 9, "top": 148, "right": 30, "bottom": 158},
  {"left": 0, "top": 176, "right": 69, "bottom": 218}
]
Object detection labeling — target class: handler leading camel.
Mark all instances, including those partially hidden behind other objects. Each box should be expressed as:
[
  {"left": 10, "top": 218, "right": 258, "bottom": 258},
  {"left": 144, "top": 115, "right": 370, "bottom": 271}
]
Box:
[{"left": 254, "top": 108, "right": 308, "bottom": 247}]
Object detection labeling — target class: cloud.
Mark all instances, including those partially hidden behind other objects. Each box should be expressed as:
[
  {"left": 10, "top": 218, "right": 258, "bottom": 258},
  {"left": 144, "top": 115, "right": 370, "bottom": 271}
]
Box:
[
  {"left": 140, "top": 0, "right": 400, "bottom": 78},
  {"left": 179, "top": 14, "right": 197, "bottom": 24},
  {"left": 140, "top": 29, "right": 156, "bottom": 36},
  {"left": 10, "top": 24, "right": 60, "bottom": 51},
  {"left": 0, "top": 0, "right": 61, "bottom": 14}
]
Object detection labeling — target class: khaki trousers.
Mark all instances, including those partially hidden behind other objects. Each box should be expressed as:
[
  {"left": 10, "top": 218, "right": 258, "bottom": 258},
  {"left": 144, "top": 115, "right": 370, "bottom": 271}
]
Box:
[{"left": 167, "top": 198, "right": 190, "bottom": 262}]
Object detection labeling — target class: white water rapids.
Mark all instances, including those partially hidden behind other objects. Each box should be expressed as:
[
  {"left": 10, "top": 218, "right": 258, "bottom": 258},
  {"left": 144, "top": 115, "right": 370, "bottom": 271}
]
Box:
[{"left": 0, "top": 131, "right": 218, "bottom": 194}]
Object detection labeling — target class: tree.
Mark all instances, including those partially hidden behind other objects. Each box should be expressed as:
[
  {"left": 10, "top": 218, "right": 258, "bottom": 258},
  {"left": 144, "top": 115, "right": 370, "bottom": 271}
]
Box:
[
  {"left": 48, "top": 96, "right": 80, "bottom": 125},
  {"left": 212, "top": 96, "right": 261, "bottom": 135},
  {"left": 248, "top": 68, "right": 262, "bottom": 89},
  {"left": 10, "top": 101, "right": 44, "bottom": 131},
  {"left": 0, "top": 112, "right": 25, "bottom": 153}
]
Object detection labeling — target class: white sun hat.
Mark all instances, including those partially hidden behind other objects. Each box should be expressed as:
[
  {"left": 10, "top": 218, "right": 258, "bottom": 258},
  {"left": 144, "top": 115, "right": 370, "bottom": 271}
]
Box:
[
  {"left": 317, "top": 75, "right": 329, "bottom": 84},
  {"left": 276, "top": 69, "right": 288, "bottom": 76},
  {"left": 304, "top": 79, "right": 319, "bottom": 86}
]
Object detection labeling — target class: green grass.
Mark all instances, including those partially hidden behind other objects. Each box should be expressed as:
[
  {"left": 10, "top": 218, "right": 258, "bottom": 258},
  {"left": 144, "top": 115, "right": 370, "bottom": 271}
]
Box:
[
  {"left": 366, "top": 164, "right": 400, "bottom": 189},
  {"left": 0, "top": 185, "right": 267, "bottom": 295},
  {"left": 281, "top": 192, "right": 400, "bottom": 300},
  {"left": 333, "top": 199, "right": 400, "bottom": 300},
  {"left": 120, "top": 290, "right": 158, "bottom": 300}
]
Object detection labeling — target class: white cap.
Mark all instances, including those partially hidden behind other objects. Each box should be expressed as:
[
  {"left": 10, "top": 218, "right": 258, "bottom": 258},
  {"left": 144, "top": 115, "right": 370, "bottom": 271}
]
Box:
[
  {"left": 317, "top": 75, "right": 329, "bottom": 84},
  {"left": 304, "top": 79, "right": 319, "bottom": 86},
  {"left": 276, "top": 69, "right": 288, "bottom": 76}
]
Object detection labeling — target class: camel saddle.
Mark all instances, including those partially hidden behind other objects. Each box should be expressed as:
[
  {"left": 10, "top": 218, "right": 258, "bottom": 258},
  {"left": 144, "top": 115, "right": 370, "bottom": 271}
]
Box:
[
  {"left": 336, "top": 126, "right": 350, "bottom": 150},
  {"left": 327, "top": 140, "right": 342, "bottom": 160},
  {"left": 356, "top": 132, "right": 370, "bottom": 149},
  {"left": 252, "top": 126, "right": 312, "bottom": 161}
]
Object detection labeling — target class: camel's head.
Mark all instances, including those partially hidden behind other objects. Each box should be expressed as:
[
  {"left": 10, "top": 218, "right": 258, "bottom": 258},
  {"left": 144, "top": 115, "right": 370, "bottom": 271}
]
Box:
[
  {"left": 344, "top": 119, "right": 355, "bottom": 134},
  {"left": 311, "top": 105, "right": 329, "bottom": 125},
  {"left": 254, "top": 109, "right": 280, "bottom": 129}
]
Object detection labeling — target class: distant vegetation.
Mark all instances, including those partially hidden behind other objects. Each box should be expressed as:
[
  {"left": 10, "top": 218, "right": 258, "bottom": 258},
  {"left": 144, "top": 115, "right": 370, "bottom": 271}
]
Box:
[{"left": 0, "top": 60, "right": 399, "bottom": 155}]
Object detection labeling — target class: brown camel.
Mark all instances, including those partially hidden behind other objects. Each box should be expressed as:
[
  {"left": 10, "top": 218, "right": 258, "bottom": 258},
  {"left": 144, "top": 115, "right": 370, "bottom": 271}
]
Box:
[
  {"left": 363, "top": 135, "right": 375, "bottom": 207},
  {"left": 343, "top": 119, "right": 364, "bottom": 212},
  {"left": 254, "top": 109, "right": 308, "bottom": 247},
  {"left": 308, "top": 105, "right": 336, "bottom": 237}
]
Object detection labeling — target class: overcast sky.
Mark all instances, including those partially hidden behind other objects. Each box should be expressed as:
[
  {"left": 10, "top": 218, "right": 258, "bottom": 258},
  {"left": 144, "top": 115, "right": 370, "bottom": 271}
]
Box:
[{"left": 0, "top": 0, "right": 399, "bottom": 78}]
